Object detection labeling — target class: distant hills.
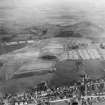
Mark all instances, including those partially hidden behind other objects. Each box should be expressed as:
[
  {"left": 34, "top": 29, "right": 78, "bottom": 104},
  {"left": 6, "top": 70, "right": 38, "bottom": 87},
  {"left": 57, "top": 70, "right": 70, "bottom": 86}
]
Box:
[
  {"left": 56, "top": 21, "right": 105, "bottom": 38},
  {"left": 0, "top": 21, "right": 105, "bottom": 57},
  {"left": 0, "top": 21, "right": 105, "bottom": 43}
]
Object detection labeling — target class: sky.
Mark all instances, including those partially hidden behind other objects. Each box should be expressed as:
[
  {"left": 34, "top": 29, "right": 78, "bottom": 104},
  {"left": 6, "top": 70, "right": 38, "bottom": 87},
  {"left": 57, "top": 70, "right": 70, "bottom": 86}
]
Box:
[{"left": 1, "top": 0, "right": 105, "bottom": 31}]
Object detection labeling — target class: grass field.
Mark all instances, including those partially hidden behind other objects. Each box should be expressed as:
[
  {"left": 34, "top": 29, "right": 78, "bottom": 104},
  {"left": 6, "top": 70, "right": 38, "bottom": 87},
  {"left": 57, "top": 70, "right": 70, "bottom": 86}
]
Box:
[{"left": 0, "top": 44, "right": 26, "bottom": 55}]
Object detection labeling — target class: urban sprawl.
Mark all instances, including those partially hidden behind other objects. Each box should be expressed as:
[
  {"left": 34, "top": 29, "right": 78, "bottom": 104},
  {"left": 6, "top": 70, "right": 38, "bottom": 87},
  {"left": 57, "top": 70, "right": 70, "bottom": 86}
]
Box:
[{"left": 1, "top": 75, "right": 105, "bottom": 105}]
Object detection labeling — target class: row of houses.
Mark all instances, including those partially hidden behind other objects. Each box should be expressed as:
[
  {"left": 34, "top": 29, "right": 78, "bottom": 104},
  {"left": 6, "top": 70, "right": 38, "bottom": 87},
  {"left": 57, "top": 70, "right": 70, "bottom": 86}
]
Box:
[
  {"left": 0, "top": 40, "right": 36, "bottom": 46},
  {"left": 0, "top": 37, "right": 92, "bottom": 46}
]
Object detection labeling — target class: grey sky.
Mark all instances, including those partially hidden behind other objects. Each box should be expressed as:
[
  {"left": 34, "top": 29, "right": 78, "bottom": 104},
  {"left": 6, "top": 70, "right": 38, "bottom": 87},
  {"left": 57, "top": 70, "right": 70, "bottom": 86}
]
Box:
[{"left": 1, "top": 0, "right": 105, "bottom": 30}]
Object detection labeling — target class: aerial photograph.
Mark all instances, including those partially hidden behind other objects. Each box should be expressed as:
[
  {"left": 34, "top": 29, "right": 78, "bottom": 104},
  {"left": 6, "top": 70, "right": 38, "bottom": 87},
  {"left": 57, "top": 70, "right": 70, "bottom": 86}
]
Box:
[{"left": 1, "top": 0, "right": 105, "bottom": 105}]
